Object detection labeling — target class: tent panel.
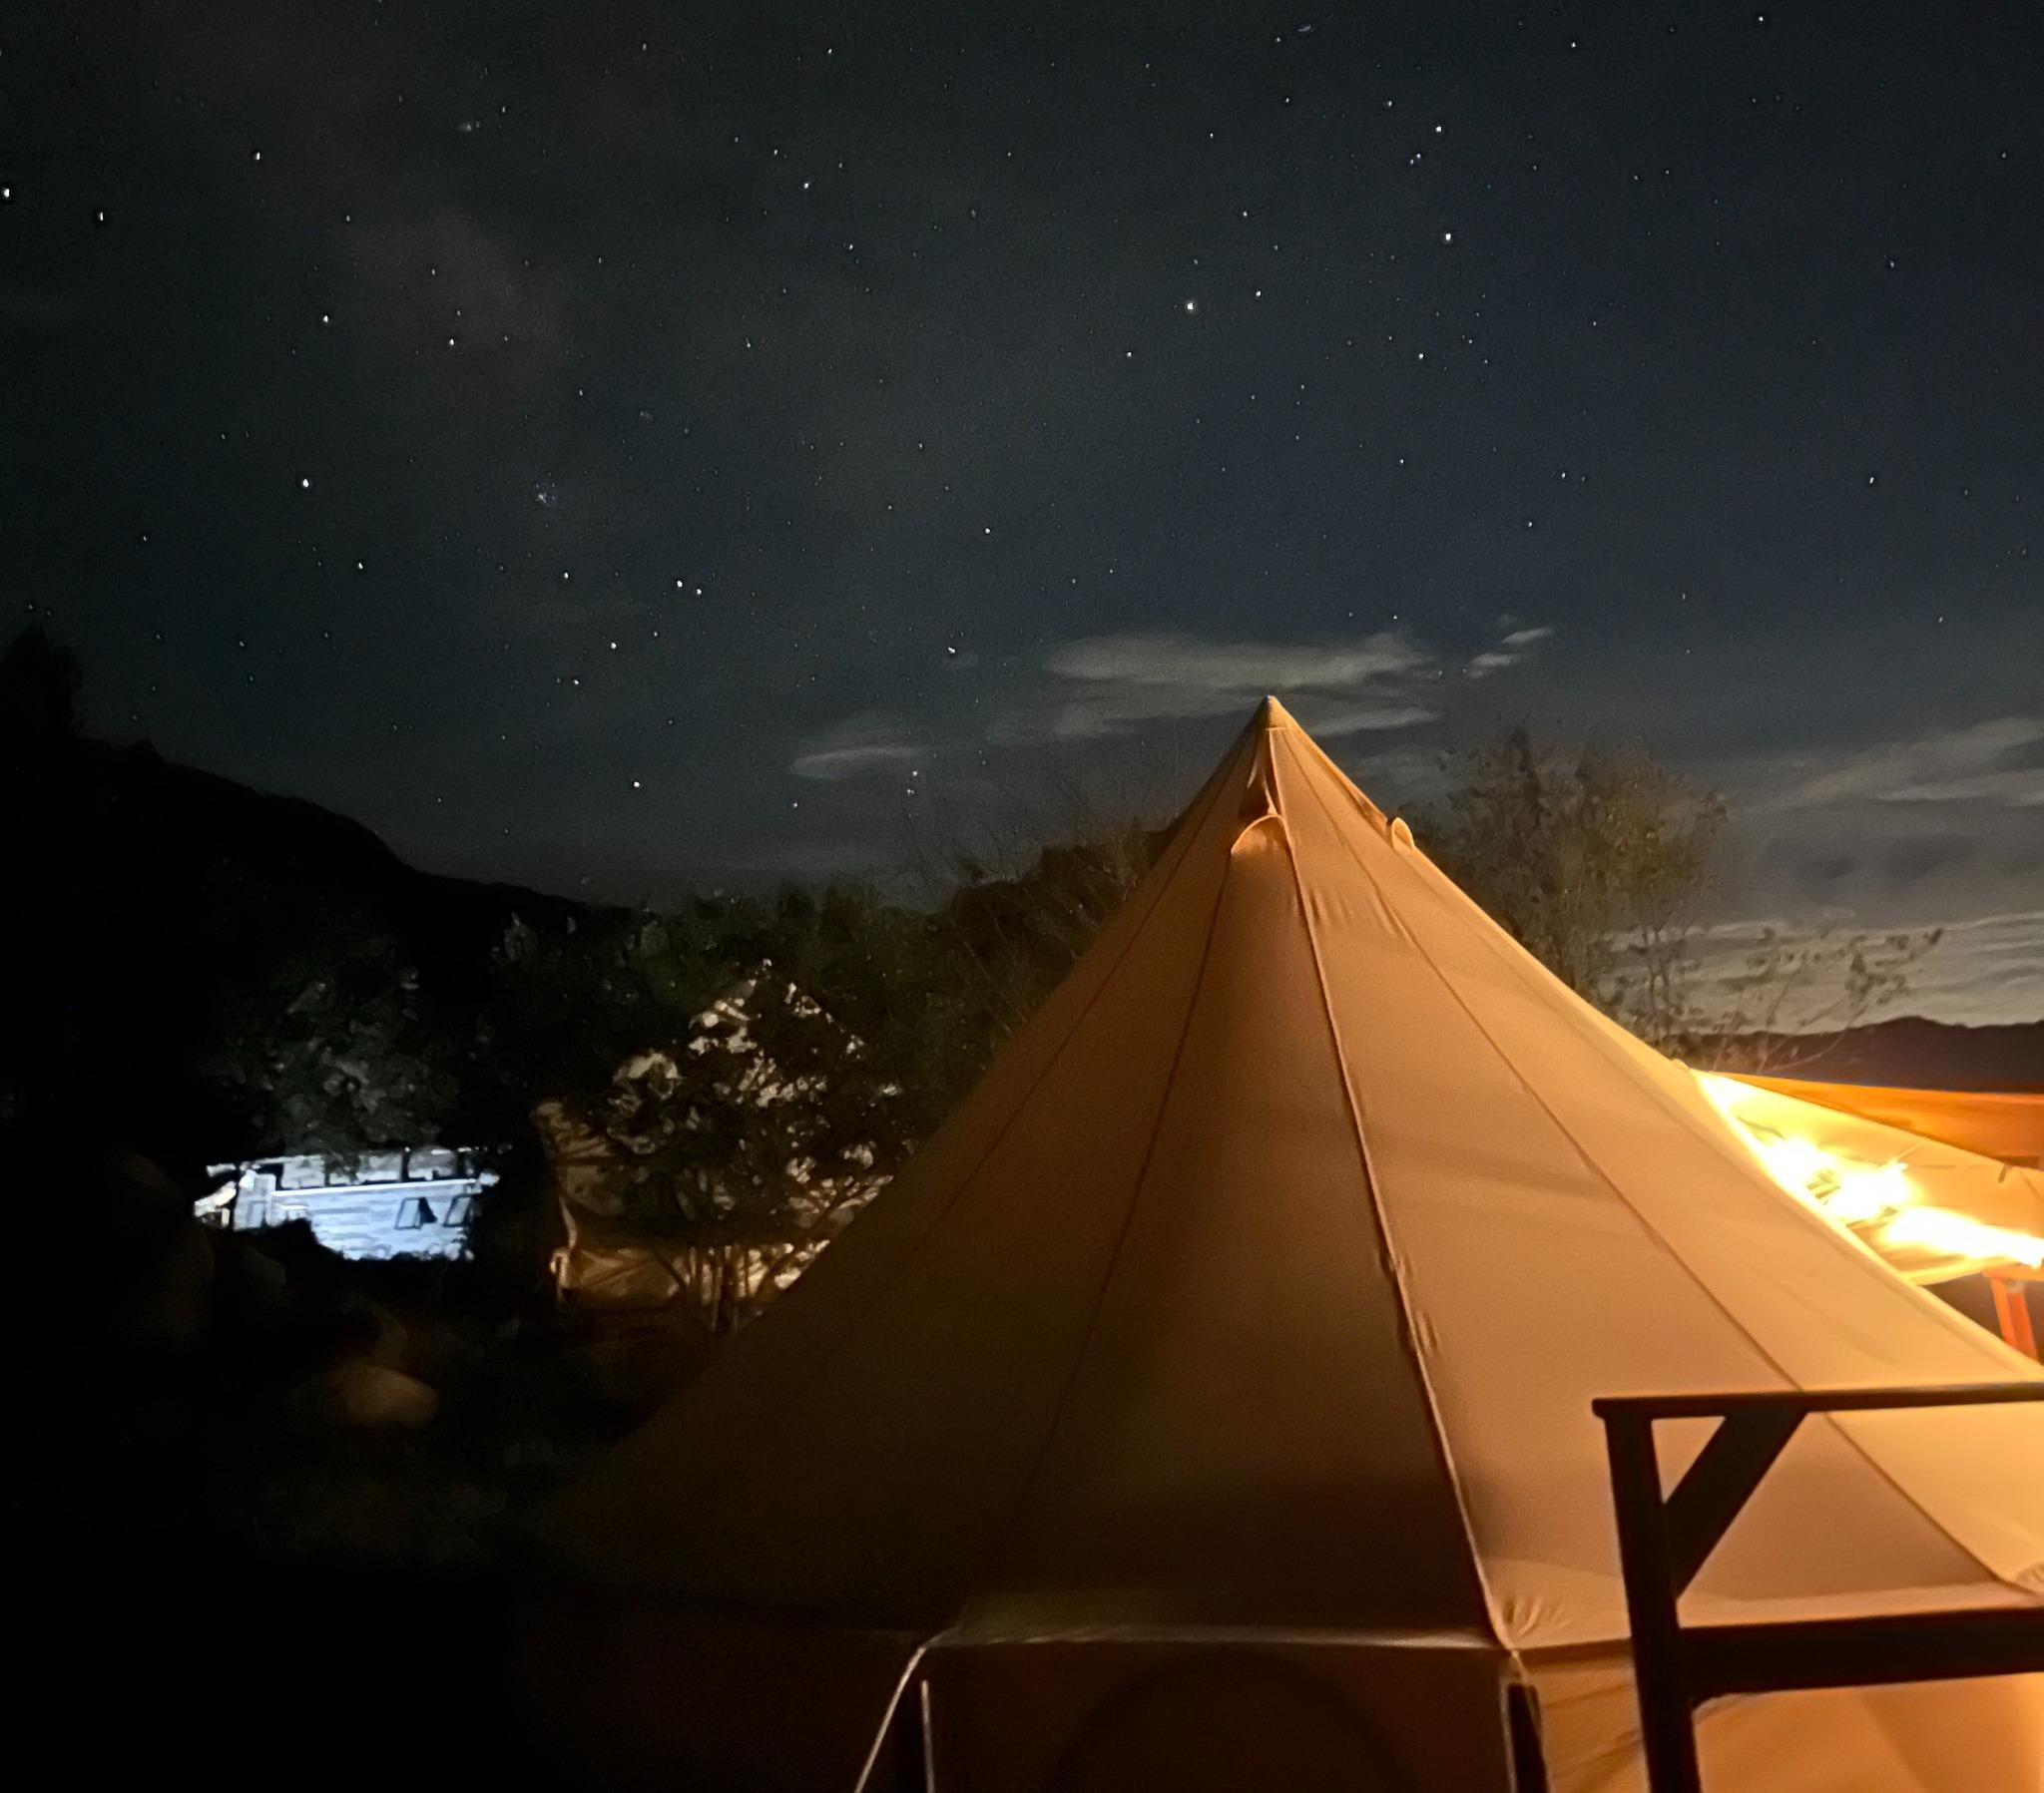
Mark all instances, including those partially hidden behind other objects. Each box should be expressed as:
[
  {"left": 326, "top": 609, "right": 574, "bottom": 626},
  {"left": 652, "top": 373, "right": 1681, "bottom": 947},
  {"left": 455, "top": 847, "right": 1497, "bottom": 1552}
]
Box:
[
  {"left": 972, "top": 814, "right": 1487, "bottom": 1632},
  {"left": 1268, "top": 726, "right": 2044, "bottom": 1640},
  {"left": 544, "top": 726, "right": 1250, "bottom": 1618},
  {"left": 1269, "top": 734, "right": 2010, "bottom": 1645}
]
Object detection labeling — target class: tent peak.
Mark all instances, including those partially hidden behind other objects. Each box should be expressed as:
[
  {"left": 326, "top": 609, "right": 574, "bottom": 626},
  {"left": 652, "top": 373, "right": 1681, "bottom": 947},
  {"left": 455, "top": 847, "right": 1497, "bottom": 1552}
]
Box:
[{"left": 1251, "top": 694, "right": 1299, "bottom": 732}]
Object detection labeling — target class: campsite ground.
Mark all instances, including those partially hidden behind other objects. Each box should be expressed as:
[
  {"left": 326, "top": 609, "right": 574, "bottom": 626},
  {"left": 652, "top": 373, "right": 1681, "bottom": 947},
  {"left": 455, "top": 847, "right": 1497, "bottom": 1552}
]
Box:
[
  {"left": 5, "top": 1191, "right": 648, "bottom": 1790},
  {"left": 30, "top": 1550, "right": 531, "bottom": 1782}
]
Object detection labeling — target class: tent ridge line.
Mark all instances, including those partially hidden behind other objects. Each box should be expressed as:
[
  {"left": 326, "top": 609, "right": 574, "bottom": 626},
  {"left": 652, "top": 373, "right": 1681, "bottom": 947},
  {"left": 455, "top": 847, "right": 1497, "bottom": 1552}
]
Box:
[
  {"left": 1269, "top": 736, "right": 1508, "bottom": 1650},
  {"left": 1281, "top": 707, "right": 1394, "bottom": 835},
  {"left": 951, "top": 767, "right": 1247, "bottom": 1616},
  {"left": 1286, "top": 748, "right": 2030, "bottom": 1604},
  {"left": 848, "top": 1643, "right": 932, "bottom": 1793}
]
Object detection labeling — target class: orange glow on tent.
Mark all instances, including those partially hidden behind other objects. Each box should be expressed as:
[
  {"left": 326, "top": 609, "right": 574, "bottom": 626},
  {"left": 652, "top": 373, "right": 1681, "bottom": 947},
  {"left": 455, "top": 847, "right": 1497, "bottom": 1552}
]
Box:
[
  {"left": 1730, "top": 1074, "right": 2044, "bottom": 1167},
  {"left": 1698, "top": 1073, "right": 2044, "bottom": 1283}
]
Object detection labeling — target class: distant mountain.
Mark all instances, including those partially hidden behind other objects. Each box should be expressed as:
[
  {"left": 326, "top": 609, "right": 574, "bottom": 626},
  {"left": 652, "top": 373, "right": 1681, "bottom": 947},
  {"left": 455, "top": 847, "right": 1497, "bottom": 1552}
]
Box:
[
  {"left": 53, "top": 726, "right": 596, "bottom": 953},
  {"left": 1704, "top": 1017, "right": 2044, "bottom": 1094}
]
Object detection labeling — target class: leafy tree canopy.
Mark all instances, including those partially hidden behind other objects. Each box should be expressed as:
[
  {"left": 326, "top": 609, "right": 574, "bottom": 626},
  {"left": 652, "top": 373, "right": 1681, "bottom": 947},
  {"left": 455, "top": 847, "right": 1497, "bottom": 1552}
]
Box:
[{"left": 1419, "top": 725, "right": 1726, "bottom": 1042}]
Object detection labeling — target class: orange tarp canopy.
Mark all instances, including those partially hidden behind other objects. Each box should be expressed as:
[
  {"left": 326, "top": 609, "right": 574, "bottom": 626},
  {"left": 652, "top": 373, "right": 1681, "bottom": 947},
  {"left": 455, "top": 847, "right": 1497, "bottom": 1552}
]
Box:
[
  {"left": 1734, "top": 1073, "right": 2044, "bottom": 1167},
  {"left": 539, "top": 700, "right": 2044, "bottom": 1793}
]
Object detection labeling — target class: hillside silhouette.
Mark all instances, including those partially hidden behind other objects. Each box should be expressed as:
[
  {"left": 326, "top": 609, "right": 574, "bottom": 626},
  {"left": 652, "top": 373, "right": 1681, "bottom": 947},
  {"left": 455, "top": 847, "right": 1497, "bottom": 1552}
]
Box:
[{"left": 0, "top": 625, "right": 605, "bottom": 1172}]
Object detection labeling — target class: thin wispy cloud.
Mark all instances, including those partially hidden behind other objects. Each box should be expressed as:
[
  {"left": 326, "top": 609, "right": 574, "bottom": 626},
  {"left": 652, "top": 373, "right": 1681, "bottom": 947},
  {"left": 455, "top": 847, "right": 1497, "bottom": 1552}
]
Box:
[
  {"left": 789, "top": 710, "right": 921, "bottom": 781},
  {"left": 1045, "top": 630, "right": 1432, "bottom": 693},
  {"left": 1466, "top": 623, "right": 1554, "bottom": 679},
  {"left": 1744, "top": 717, "right": 2044, "bottom": 814},
  {"left": 999, "top": 626, "right": 1497, "bottom": 743},
  {"left": 1683, "top": 909, "right": 2044, "bottom": 1029},
  {"left": 806, "top": 622, "right": 1558, "bottom": 776}
]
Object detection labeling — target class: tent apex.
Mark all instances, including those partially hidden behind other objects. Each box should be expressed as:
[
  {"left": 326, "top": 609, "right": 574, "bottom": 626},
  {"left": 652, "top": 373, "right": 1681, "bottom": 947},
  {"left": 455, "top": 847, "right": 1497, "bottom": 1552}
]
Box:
[{"left": 1252, "top": 694, "right": 1299, "bottom": 732}]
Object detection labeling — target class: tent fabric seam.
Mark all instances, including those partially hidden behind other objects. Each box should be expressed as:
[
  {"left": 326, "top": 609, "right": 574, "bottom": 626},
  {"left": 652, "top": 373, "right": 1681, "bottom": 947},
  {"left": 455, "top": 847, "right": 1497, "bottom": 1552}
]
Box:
[
  {"left": 1270, "top": 742, "right": 1507, "bottom": 1650},
  {"left": 1343, "top": 756, "right": 2008, "bottom": 1338},
  {"left": 1287, "top": 720, "right": 2044, "bottom": 1473},
  {"left": 1363, "top": 791, "right": 2044, "bottom": 1568},
  {"left": 1286, "top": 741, "right": 2027, "bottom": 1609}
]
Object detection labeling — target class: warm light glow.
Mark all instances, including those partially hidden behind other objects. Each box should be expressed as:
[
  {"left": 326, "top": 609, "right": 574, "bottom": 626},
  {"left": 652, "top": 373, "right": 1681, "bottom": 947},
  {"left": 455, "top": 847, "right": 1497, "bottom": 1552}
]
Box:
[
  {"left": 1884, "top": 1205, "right": 2044, "bottom": 1271},
  {"left": 1695, "top": 1071, "right": 2044, "bottom": 1273},
  {"left": 1699, "top": 1073, "right": 1913, "bottom": 1224}
]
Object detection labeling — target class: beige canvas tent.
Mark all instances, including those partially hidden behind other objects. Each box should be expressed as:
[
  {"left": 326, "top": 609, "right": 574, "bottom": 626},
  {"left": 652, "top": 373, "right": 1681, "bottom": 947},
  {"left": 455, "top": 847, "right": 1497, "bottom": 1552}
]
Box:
[{"left": 536, "top": 699, "right": 2044, "bottom": 1791}]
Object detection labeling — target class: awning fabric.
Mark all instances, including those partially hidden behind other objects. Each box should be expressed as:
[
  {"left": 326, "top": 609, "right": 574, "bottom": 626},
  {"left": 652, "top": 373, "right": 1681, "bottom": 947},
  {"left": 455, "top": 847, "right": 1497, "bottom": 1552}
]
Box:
[
  {"left": 1733, "top": 1074, "right": 2044, "bottom": 1166},
  {"left": 538, "top": 699, "right": 2044, "bottom": 1792}
]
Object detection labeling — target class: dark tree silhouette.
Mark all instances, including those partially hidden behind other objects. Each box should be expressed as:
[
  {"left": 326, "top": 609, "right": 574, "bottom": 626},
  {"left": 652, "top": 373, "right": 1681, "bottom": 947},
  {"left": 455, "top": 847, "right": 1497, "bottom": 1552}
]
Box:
[{"left": 0, "top": 623, "right": 82, "bottom": 745}]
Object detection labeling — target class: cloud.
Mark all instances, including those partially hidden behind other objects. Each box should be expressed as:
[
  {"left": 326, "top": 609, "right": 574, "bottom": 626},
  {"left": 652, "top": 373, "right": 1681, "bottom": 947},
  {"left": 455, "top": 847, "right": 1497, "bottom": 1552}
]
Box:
[
  {"left": 790, "top": 711, "right": 921, "bottom": 781},
  {"left": 1300, "top": 701, "right": 1445, "bottom": 739},
  {"left": 1747, "top": 717, "right": 2044, "bottom": 814},
  {"left": 1465, "top": 622, "right": 1556, "bottom": 679},
  {"left": 1012, "top": 628, "right": 1447, "bottom": 742},
  {"left": 1882, "top": 835, "right": 1979, "bottom": 886},
  {"left": 1683, "top": 910, "right": 2044, "bottom": 1029},
  {"left": 1794, "top": 850, "right": 1861, "bottom": 892},
  {"left": 1046, "top": 630, "right": 1431, "bottom": 692},
  {"left": 1709, "top": 718, "right": 2044, "bottom": 928}
]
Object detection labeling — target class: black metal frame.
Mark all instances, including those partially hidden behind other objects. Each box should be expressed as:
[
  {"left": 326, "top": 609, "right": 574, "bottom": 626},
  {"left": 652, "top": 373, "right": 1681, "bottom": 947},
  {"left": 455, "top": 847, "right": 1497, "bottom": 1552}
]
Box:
[{"left": 1594, "top": 1382, "right": 2044, "bottom": 1793}]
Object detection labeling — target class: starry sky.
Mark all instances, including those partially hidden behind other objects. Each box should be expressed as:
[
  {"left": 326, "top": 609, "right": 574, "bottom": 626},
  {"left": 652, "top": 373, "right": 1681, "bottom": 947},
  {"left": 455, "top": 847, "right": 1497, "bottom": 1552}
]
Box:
[{"left": 7, "top": 3, "right": 2043, "bottom": 1018}]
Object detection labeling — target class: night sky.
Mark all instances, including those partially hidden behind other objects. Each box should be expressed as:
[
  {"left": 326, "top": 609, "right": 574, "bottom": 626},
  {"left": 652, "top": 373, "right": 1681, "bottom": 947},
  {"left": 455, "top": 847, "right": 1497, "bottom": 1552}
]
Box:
[{"left": 7, "top": 4, "right": 2042, "bottom": 1018}]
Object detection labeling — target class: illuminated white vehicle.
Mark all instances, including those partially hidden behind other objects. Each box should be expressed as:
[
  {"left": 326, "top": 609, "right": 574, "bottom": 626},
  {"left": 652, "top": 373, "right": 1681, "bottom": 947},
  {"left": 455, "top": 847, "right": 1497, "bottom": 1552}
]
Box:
[{"left": 197, "top": 1145, "right": 497, "bottom": 1260}]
